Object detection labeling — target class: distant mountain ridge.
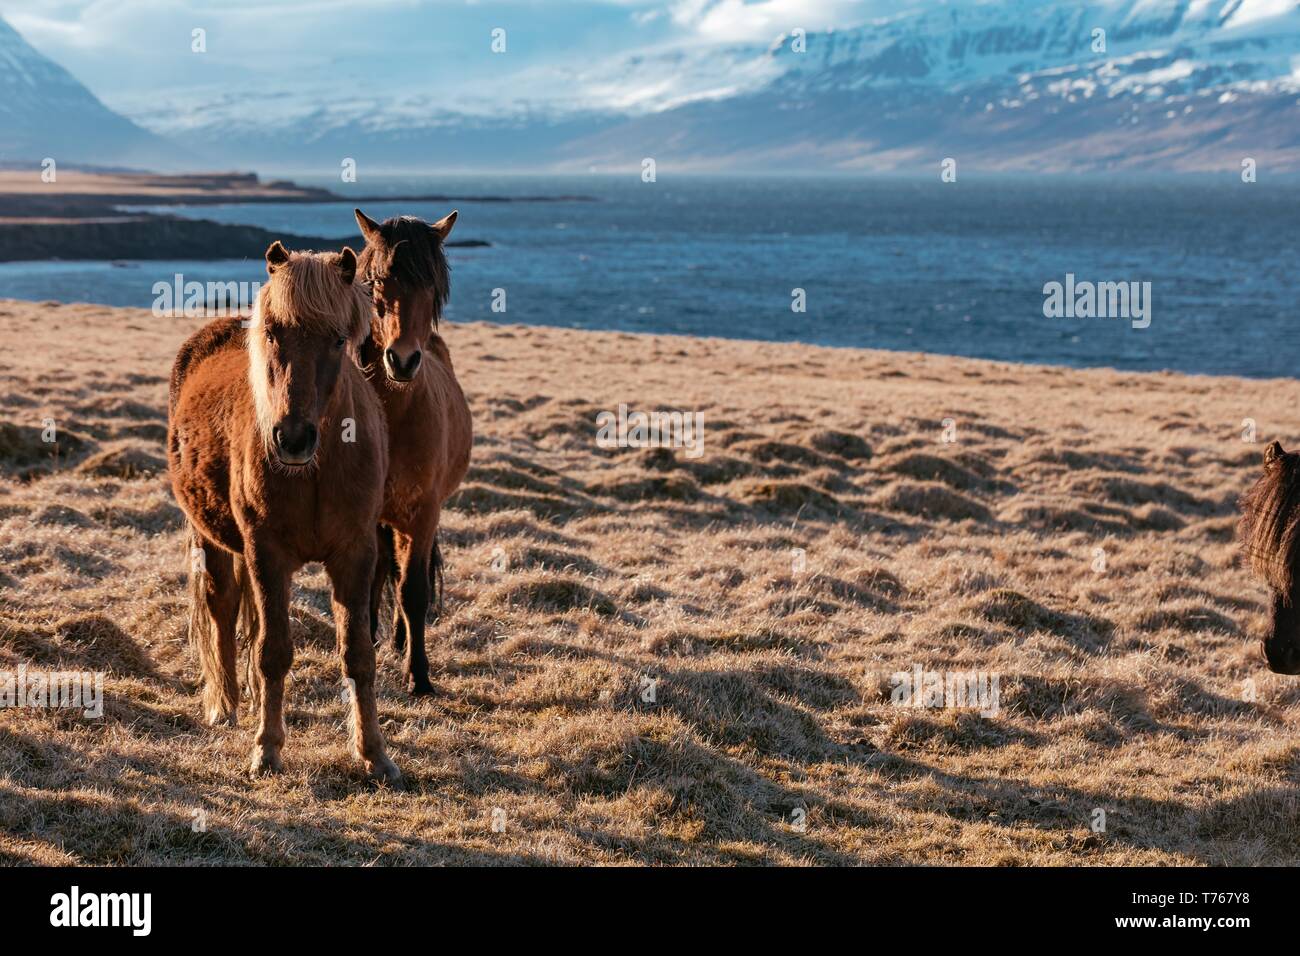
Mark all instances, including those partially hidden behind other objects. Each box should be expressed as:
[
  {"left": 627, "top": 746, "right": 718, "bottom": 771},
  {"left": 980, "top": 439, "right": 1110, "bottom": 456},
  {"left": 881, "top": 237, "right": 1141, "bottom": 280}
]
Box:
[
  {"left": 0, "top": 17, "right": 176, "bottom": 168},
  {"left": 556, "top": 0, "right": 1300, "bottom": 172},
  {"left": 549, "top": 0, "right": 1300, "bottom": 173},
  {"left": 770, "top": 0, "right": 1300, "bottom": 89},
  {"left": 4, "top": 2, "right": 1300, "bottom": 173}
]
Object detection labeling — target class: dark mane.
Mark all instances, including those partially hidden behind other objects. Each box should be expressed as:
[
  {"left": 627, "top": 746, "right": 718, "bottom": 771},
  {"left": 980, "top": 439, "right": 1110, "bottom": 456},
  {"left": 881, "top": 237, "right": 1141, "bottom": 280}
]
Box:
[
  {"left": 1240, "top": 442, "right": 1300, "bottom": 597},
  {"left": 356, "top": 215, "right": 451, "bottom": 325}
]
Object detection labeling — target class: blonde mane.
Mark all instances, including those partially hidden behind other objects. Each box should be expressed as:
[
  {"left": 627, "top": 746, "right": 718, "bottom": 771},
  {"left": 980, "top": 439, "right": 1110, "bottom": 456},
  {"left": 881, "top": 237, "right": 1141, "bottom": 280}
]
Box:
[{"left": 246, "top": 249, "right": 370, "bottom": 457}]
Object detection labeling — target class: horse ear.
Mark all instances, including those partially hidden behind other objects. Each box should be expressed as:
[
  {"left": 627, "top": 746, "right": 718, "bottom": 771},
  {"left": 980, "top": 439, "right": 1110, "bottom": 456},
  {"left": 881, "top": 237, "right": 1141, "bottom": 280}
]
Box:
[
  {"left": 430, "top": 209, "right": 457, "bottom": 241},
  {"left": 265, "top": 241, "right": 290, "bottom": 274},
  {"left": 354, "top": 208, "right": 383, "bottom": 246},
  {"left": 337, "top": 247, "right": 357, "bottom": 285},
  {"left": 1266, "top": 440, "right": 1286, "bottom": 465}
]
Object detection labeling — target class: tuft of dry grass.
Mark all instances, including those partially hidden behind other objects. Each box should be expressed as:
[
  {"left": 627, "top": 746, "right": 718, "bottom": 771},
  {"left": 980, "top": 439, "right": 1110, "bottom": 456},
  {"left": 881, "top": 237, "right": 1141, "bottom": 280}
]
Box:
[{"left": 2, "top": 298, "right": 1300, "bottom": 865}]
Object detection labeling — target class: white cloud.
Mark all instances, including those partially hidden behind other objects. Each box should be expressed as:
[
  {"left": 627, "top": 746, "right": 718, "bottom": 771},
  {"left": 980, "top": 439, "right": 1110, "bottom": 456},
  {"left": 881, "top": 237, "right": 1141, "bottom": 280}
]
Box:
[{"left": 668, "top": 0, "right": 876, "bottom": 42}]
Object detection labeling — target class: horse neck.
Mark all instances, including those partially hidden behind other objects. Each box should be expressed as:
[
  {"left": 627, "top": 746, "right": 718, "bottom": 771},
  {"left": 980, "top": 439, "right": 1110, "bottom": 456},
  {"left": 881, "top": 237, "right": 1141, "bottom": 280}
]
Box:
[{"left": 377, "top": 363, "right": 436, "bottom": 420}]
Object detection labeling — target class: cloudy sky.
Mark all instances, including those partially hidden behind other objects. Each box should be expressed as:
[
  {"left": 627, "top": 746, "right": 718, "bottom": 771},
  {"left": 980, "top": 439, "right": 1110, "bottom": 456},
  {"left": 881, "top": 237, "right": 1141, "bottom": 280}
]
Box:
[{"left": 0, "top": 0, "right": 915, "bottom": 115}]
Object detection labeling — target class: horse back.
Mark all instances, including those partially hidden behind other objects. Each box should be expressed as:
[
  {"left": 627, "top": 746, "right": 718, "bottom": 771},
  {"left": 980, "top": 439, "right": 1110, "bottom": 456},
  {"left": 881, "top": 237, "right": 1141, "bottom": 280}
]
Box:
[{"left": 169, "top": 317, "right": 247, "bottom": 420}]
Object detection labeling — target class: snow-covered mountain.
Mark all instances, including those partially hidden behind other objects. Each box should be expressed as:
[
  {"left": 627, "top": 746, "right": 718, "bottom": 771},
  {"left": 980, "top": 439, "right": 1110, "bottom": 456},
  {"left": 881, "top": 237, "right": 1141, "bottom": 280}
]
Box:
[
  {"left": 553, "top": 0, "right": 1300, "bottom": 172},
  {"left": 5, "top": 1, "right": 1300, "bottom": 173},
  {"left": 0, "top": 17, "right": 175, "bottom": 168},
  {"left": 773, "top": 0, "right": 1300, "bottom": 90}
]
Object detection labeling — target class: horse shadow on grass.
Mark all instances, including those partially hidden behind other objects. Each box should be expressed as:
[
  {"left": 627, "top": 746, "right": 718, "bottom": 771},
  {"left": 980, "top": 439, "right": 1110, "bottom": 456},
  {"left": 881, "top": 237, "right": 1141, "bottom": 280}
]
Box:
[
  {"left": 6, "top": 646, "right": 1281, "bottom": 863},
  {"left": 2, "top": 745, "right": 570, "bottom": 865},
  {"left": 62, "top": 614, "right": 179, "bottom": 686},
  {"left": 865, "top": 748, "right": 1300, "bottom": 864}
]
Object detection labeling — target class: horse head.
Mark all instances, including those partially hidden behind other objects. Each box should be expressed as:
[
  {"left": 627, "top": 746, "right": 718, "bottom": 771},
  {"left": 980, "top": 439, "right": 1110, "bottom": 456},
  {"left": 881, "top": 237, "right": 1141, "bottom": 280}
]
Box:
[
  {"left": 247, "top": 241, "right": 369, "bottom": 467},
  {"left": 354, "top": 208, "right": 455, "bottom": 383}
]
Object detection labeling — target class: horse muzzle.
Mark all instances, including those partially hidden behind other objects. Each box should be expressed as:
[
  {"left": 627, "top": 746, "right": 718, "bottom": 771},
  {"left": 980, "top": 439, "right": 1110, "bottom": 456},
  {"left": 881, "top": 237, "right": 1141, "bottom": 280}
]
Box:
[
  {"left": 383, "top": 347, "right": 422, "bottom": 382},
  {"left": 273, "top": 419, "right": 319, "bottom": 465}
]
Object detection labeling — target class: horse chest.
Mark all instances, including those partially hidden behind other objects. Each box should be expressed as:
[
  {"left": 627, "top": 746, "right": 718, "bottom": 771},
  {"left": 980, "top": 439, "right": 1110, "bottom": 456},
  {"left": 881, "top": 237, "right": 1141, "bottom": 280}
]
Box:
[
  {"left": 384, "top": 474, "right": 431, "bottom": 526},
  {"left": 384, "top": 413, "right": 437, "bottom": 501}
]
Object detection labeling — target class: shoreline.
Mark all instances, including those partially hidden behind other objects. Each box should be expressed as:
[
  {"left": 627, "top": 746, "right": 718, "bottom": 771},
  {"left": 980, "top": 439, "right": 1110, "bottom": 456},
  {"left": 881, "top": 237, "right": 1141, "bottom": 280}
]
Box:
[
  {"left": 0, "top": 217, "right": 488, "bottom": 262},
  {"left": 0, "top": 296, "right": 1291, "bottom": 387},
  {"left": 0, "top": 169, "right": 556, "bottom": 263}
]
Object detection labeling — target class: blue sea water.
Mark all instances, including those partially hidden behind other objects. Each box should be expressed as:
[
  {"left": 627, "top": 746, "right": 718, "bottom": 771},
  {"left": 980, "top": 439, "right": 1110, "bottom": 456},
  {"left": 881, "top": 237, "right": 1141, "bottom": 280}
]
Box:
[{"left": 2, "top": 174, "right": 1296, "bottom": 378}]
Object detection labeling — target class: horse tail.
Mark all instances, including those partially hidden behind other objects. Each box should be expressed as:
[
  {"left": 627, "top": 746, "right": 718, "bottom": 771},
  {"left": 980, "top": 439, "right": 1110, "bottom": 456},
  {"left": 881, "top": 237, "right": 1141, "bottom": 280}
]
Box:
[
  {"left": 372, "top": 523, "right": 398, "bottom": 647},
  {"left": 232, "top": 552, "right": 259, "bottom": 709},
  {"left": 186, "top": 526, "right": 216, "bottom": 702},
  {"left": 186, "top": 526, "right": 239, "bottom": 724}
]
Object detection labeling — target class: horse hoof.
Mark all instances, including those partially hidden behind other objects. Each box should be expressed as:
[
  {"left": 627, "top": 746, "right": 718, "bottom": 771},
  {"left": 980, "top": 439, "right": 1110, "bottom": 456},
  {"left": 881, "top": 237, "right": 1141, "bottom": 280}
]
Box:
[
  {"left": 365, "top": 756, "right": 403, "bottom": 786},
  {"left": 249, "top": 746, "right": 284, "bottom": 776},
  {"left": 406, "top": 676, "right": 437, "bottom": 697},
  {"left": 205, "top": 705, "right": 237, "bottom": 727}
]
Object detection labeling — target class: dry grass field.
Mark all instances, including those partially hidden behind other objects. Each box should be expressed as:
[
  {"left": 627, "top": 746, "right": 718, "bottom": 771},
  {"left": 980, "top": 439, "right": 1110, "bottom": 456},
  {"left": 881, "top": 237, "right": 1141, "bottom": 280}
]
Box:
[{"left": 2, "top": 297, "right": 1299, "bottom": 866}]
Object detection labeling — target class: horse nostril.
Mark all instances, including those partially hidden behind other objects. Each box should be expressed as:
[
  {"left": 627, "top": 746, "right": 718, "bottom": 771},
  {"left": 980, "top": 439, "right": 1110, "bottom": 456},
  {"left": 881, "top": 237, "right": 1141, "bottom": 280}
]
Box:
[
  {"left": 273, "top": 421, "right": 318, "bottom": 460},
  {"left": 384, "top": 347, "right": 420, "bottom": 378}
]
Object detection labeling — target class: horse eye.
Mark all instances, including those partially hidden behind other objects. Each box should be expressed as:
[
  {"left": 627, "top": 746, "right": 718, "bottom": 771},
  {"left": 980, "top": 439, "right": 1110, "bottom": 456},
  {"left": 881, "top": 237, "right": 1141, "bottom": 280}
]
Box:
[
  {"left": 335, "top": 336, "right": 346, "bottom": 349},
  {"left": 264, "top": 329, "right": 275, "bottom": 343}
]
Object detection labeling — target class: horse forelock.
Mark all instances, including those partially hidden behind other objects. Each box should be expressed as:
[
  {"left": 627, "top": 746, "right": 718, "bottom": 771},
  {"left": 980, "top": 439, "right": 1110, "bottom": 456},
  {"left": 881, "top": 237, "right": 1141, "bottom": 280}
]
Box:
[
  {"left": 1240, "top": 457, "right": 1300, "bottom": 596},
  {"left": 255, "top": 251, "right": 362, "bottom": 338}
]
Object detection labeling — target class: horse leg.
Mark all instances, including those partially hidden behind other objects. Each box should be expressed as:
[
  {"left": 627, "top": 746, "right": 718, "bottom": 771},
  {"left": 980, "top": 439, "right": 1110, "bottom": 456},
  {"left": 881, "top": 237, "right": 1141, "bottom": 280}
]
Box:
[
  {"left": 393, "top": 528, "right": 435, "bottom": 696},
  {"left": 245, "top": 541, "right": 294, "bottom": 776},
  {"left": 428, "top": 534, "right": 444, "bottom": 622},
  {"left": 370, "top": 523, "right": 395, "bottom": 647},
  {"left": 195, "top": 539, "right": 240, "bottom": 726},
  {"left": 328, "top": 540, "right": 401, "bottom": 783},
  {"left": 390, "top": 524, "right": 408, "bottom": 656},
  {"left": 391, "top": 603, "right": 408, "bottom": 655}
]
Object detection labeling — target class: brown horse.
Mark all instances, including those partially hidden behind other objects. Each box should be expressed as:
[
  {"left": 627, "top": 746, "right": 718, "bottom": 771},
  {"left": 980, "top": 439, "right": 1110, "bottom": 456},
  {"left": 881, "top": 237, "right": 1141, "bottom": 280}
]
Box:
[
  {"left": 167, "top": 241, "right": 401, "bottom": 781},
  {"left": 1240, "top": 439, "right": 1300, "bottom": 675},
  {"left": 354, "top": 208, "right": 473, "bottom": 695}
]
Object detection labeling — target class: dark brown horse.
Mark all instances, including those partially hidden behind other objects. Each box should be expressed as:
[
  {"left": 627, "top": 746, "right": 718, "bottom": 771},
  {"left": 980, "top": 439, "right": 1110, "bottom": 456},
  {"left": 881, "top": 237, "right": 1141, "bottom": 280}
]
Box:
[
  {"left": 354, "top": 208, "right": 473, "bottom": 695},
  {"left": 1240, "top": 439, "right": 1300, "bottom": 675},
  {"left": 168, "top": 242, "right": 401, "bottom": 781}
]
